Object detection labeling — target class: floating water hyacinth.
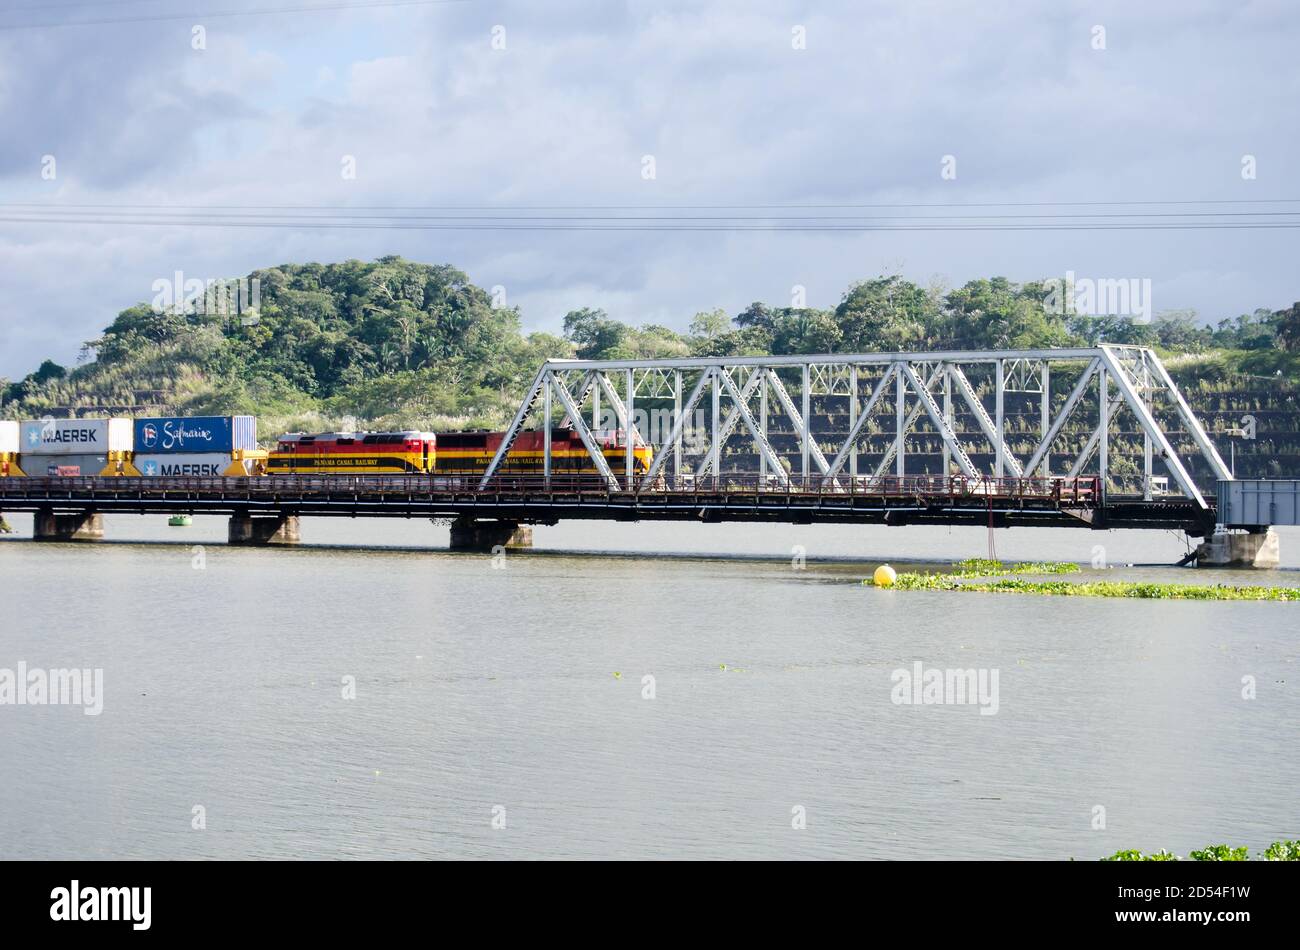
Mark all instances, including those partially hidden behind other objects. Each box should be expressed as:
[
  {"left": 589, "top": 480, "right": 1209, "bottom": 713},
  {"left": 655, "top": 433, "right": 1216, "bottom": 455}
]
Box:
[{"left": 865, "top": 568, "right": 1300, "bottom": 601}]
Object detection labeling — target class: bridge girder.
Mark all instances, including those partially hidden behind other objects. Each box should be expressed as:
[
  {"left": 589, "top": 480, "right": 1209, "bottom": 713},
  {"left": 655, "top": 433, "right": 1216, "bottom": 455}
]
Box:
[{"left": 479, "top": 346, "right": 1232, "bottom": 510}]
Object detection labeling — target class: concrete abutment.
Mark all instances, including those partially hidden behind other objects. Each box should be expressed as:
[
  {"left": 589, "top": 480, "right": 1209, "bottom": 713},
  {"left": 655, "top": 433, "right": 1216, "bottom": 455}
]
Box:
[{"left": 1195, "top": 527, "right": 1280, "bottom": 569}]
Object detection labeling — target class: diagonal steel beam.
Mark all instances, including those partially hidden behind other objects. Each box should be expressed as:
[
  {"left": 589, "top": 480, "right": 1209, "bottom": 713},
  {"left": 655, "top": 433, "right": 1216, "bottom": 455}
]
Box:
[
  {"left": 642, "top": 367, "right": 713, "bottom": 484},
  {"left": 825, "top": 365, "right": 898, "bottom": 479},
  {"left": 948, "top": 365, "right": 1024, "bottom": 476},
  {"left": 716, "top": 369, "right": 790, "bottom": 484},
  {"left": 479, "top": 368, "right": 548, "bottom": 487},
  {"left": 767, "top": 371, "right": 831, "bottom": 475},
  {"left": 1022, "top": 359, "right": 1100, "bottom": 476},
  {"left": 549, "top": 372, "right": 621, "bottom": 491},
  {"left": 874, "top": 363, "right": 947, "bottom": 477},
  {"left": 1068, "top": 397, "right": 1125, "bottom": 476},
  {"left": 595, "top": 371, "right": 628, "bottom": 432},
  {"left": 899, "top": 364, "right": 978, "bottom": 477},
  {"left": 697, "top": 367, "right": 766, "bottom": 478},
  {"left": 1144, "top": 350, "right": 1233, "bottom": 481},
  {"left": 1097, "top": 347, "right": 1205, "bottom": 507}
]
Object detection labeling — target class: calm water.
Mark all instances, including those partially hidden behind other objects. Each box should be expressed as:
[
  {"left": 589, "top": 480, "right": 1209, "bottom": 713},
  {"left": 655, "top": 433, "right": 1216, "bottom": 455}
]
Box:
[{"left": 1, "top": 515, "right": 1297, "bottom": 860}]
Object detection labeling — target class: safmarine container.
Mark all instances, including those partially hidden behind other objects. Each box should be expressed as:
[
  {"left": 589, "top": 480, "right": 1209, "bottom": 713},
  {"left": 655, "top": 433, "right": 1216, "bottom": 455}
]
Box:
[
  {"left": 19, "top": 418, "right": 132, "bottom": 455},
  {"left": 133, "top": 416, "right": 256, "bottom": 454},
  {"left": 0, "top": 421, "right": 17, "bottom": 454},
  {"left": 135, "top": 453, "right": 238, "bottom": 477}
]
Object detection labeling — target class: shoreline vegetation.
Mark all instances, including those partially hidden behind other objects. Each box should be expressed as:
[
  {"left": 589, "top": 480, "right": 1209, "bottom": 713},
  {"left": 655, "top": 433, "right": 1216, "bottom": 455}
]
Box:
[
  {"left": 1103, "top": 841, "right": 1300, "bottom": 861},
  {"left": 864, "top": 558, "right": 1300, "bottom": 601}
]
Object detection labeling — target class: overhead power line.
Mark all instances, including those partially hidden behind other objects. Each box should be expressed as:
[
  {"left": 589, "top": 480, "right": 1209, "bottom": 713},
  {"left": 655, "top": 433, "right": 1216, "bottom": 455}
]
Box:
[
  {"left": 0, "top": 0, "right": 470, "bottom": 31},
  {"left": 3, "top": 198, "right": 1299, "bottom": 212},
  {"left": 3, "top": 197, "right": 1299, "bottom": 232},
  {"left": 1, "top": 214, "right": 1298, "bottom": 232},
  {"left": 5, "top": 209, "right": 1300, "bottom": 222}
]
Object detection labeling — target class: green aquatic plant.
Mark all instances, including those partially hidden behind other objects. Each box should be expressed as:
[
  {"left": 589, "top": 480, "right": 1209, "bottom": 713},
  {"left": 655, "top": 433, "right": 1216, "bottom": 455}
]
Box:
[
  {"left": 952, "top": 557, "right": 1005, "bottom": 574},
  {"left": 1009, "top": 561, "right": 1081, "bottom": 575},
  {"left": 944, "top": 558, "right": 1081, "bottom": 578},
  {"left": 865, "top": 571, "right": 1300, "bottom": 601},
  {"left": 1103, "top": 841, "right": 1296, "bottom": 861},
  {"left": 1102, "top": 849, "right": 1179, "bottom": 862},
  {"left": 1189, "top": 845, "right": 1249, "bottom": 862},
  {"left": 1262, "top": 840, "right": 1300, "bottom": 861}
]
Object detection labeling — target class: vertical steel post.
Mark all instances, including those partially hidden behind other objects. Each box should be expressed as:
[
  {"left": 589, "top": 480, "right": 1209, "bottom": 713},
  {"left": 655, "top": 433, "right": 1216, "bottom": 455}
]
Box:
[
  {"left": 801, "top": 364, "right": 811, "bottom": 484},
  {"left": 942, "top": 365, "right": 952, "bottom": 475},
  {"left": 673, "top": 370, "right": 682, "bottom": 485},
  {"left": 759, "top": 369, "right": 768, "bottom": 482},
  {"left": 1142, "top": 358, "right": 1153, "bottom": 500},
  {"left": 1040, "top": 363, "right": 1050, "bottom": 437},
  {"left": 710, "top": 368, "right": 720, "bottom": 485},
  {"left": 895, "top": 366, "right": 905, "bottom": 477},
  {"left": 543, "top": 373, "right": 552, "bottom": 484},
  {"left": 1040, "top": 363, "right": 1050, "bottom": 477},
  {"left": 1098, "top": 368, "right": 1109, "bottom": 496},
  {"left": 995, "top": 359, "right": 1005, "bottom": 478},
  {"left": 849, "top": 365, "right": 858, "bottom": 480},
  {"left": 625, "top": 367, "right": 634, "bottom": 488}
]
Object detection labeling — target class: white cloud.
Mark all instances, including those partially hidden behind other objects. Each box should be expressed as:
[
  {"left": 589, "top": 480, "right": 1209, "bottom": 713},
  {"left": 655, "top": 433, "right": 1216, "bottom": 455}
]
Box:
[{"left": 0, "top": 0, "right": 1297, "bottom": 377}]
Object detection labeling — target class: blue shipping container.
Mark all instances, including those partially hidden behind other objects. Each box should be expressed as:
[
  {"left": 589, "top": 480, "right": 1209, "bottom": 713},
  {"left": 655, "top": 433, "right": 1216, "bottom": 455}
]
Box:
[{"left": 132, "top": 416, "right": 257, "bottom": 454}]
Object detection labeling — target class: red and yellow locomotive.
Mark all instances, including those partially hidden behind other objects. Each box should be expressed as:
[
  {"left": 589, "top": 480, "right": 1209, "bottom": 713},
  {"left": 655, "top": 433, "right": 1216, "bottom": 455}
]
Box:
[
  {"left": 267, "top": 427, "right": 652, "bottom": 478},
  {"left": 433, "top": 428, "right": 651, "bottom": 477},
  {"left": 268, "top": 431, "right": 435, "bottom": 474}
]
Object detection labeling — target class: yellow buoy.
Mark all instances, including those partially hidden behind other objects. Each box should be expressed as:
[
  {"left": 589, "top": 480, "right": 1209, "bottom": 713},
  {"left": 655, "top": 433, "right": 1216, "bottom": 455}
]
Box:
[{"left": 873, "top": 564, "right": 897, "bottom": 587}]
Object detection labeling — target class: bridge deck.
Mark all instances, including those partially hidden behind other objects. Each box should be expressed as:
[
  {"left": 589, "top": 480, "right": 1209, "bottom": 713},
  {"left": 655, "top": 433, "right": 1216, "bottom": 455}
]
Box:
[{"left": 0, "top": 474, "right": 1215, "bottom": 534}]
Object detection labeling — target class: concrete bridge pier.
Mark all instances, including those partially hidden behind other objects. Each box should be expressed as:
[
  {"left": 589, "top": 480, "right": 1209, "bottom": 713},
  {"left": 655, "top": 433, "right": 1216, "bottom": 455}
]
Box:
[
  {"left": 33, "top": 508, "right": 104, "bottom": 541},
  {"left": 449, "top": 516, "right": 533, "bottom": 552},
  {"left": 229, "top": 513, "right": 301, "bottom": 546},
  {"left": 1195, "top": 527, "right": 1280, "bottom": 569}
]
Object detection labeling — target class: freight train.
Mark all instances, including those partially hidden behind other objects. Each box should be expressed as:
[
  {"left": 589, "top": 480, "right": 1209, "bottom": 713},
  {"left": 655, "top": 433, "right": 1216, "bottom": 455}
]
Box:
[
  {"left": 0, "top": 416, "right": 652, "bottom": 480},
  {"left": 0, "top": 417, "right": 264, "bottom": 477}
]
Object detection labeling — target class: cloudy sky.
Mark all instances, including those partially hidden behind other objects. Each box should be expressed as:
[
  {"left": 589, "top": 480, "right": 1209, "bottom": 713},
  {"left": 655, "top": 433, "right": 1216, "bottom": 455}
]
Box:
[{"left": 1, "top": 0, "right": 1297, "bottom": 378}]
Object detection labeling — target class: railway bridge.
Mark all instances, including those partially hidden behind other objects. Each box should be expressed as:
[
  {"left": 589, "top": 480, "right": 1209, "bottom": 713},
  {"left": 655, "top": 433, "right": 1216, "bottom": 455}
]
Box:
[{"left": 0, "top": 346, "right": 1281, "bottom": 565}]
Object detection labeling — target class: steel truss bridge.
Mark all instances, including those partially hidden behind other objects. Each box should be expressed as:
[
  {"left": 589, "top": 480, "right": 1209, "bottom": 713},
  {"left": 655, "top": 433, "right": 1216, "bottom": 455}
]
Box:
[{"left": 0, "top": 346, "right": 1231, "bottom": 539}]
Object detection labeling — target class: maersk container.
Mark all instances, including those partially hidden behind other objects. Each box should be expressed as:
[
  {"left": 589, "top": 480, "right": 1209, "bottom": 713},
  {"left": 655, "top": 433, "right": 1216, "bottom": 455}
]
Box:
[
  {"left": 133, "top": 415, "right": 256, "bottom": 454},
  {"left": 135, "top": 453, "right": 237, "bottom": 477},
  {"left": 0, "top": 420, "right": 17, "bottom": 454},
  {"left": 19, "top": 418, "right": 132, "bottom": 456},
  {"left": 20, "top": 453, "right": 111, "bottom": 476}
]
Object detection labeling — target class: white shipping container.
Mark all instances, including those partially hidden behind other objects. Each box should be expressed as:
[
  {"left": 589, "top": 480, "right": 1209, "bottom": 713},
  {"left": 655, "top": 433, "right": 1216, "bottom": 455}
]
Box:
[
  {"left": 0, "top": 420, "right": 17, "bottom": 454},
  {"left": 135, "top": 453, "right": 238, "bottom": 477},
  {"left": 19, "top": 418, "right": 132, "bottom": 456}
]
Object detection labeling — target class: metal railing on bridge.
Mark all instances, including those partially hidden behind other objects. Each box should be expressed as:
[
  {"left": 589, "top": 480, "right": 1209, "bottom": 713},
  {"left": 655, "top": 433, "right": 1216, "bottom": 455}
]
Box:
[{"left": 3, "top": 472, "right": 1103, "bottom": 504}]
